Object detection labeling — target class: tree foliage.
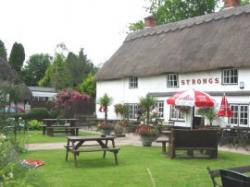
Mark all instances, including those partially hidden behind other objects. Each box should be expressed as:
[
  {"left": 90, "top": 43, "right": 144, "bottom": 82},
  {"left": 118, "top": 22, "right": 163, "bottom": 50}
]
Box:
[
  {"left": 197, "top": 107, "right": 216, "bottom": 126},
  {"left": 21, "top": 54, "right": 51, "bottom": 86},
  {"left": 0, "top": 40, "right": 7, "bottom": 61},
  {"left": 150, "top": 0, "right": 217, "bottom": 25},
  {"left": 78, "top": 73, "right": 96, "bottom": 97},
  {"left": 39, "top": 54, "right": 66, "bottom": 89},
  {"left": 241, "top": 0, "right": 250, "bottom": 5},
  {"left": 98, "top": 94, "right": 112, "bottom": 122},
  {"left": 129, "top": 0, "right": 219, "bottom": 32},
  {"left": 9, "top": 42, "right": 25, "bottom": 73},
  {"left": 129, "top": 21, "right": 145, "bottom": 32},
  {"left": 139, "top": 95, "right": 156, "bottom": 125},
  {"left": 39, "top": 48, "right": 96, "bottom": 90}
]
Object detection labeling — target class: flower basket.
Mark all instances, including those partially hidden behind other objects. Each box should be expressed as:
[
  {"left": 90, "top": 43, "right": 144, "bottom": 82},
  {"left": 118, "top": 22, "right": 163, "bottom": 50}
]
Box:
[
  {"left": 98, "top": 122, "right": 112, "bottom": 137},
  {"left": 140, "top": 135, "right": 156, "bottom": 146},
  {"left": 136, "top": 124, "right": 158, "bottom": 147},
  {"left": 175, "top": 106, "right": 190, "bottom": 113}
]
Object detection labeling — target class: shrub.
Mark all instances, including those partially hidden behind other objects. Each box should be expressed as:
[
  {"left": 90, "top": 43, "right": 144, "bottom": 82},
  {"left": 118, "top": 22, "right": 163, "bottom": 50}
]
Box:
[
  {"left": 27, "top": 120, "right": 42, "bottom": 130},
  {"left": 24, "top": 107, "right": 50, "bottom": 120},
  {"left": 53, "top": 89, "right": 90, "bottom": 117}
]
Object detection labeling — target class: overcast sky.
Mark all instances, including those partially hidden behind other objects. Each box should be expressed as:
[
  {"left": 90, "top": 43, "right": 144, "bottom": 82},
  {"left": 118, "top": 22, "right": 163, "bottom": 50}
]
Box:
[{"left": 0, "top": 0, "right": 149, "bottom": 66}]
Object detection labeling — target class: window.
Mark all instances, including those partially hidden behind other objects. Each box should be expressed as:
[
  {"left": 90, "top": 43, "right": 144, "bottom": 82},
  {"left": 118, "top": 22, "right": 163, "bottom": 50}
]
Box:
[
  {"left": 154, "top": 101, "right": 164, "bottom": 118},
  {"left": 167, "top": 74, "right": 179, "bottom": 88},
  {"left": 129, "top": 77, "right": 138, "bottom": 89},
  {"left": 125, "top": 103, "right": 139, "bottom": 120},
  {"left": 222, "top": 69, "right": 238, "bottom": 85},
  {"left": 170, "top": 106, "right": 184, "bottom": 121},
  {"left": 230, "top": 104, "right": 248, "bottom": 126}
]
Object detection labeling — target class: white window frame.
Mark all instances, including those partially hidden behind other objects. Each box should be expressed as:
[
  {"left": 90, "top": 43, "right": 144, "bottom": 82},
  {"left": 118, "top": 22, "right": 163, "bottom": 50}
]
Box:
[
  {"left": 230, "top": 104, "right": 249, "bottom": 127},
  {"left": 154, "top": 101, "right": 164, "bottom": 118},
  {"left": 169, "top": 106, "right": 185, "bottom": 121},
  {"left": 222, "top": 69, "right": 238, "bottom": 85},
  {"left": 125, "top": 103, "right": 139, "bottom": 120},
  {"left": 167, "top": 74, "right": 179, "bottom": 88},
  {"left": 129, "top": 77, "right": 138, "bottom": 89}
]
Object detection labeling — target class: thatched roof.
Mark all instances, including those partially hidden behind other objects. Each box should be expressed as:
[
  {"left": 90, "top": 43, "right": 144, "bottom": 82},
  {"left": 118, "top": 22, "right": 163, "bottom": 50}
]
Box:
[
  {"left": 96, "top": 5, "right": 250, "bottom": 81},
  {"left": 0, "top": 58, "right": 32, "bottom": 100}
]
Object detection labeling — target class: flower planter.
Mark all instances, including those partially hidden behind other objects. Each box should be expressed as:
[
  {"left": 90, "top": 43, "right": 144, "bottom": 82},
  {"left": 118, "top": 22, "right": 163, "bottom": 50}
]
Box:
[
  {"left": 101, "top": 129, "right": 112, "bottom": 137},
  {"left": 140, "top": 135, "right": 156, "bottom": 147}
]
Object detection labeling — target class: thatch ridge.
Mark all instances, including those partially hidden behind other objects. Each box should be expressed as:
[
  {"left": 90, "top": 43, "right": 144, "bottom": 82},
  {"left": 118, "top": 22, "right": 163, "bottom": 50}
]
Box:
[{"left": 96, "top": 5, "right": 250, "bottom": 81}]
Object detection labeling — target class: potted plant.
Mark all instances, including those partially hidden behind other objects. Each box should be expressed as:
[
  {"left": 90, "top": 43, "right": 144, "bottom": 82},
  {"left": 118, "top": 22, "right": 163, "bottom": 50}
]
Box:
[
  {"left": 98, "top": 94, "right": 112, "bottom": 136},
  {"left": 136, "top": 123, "right": 158, "bottom": 146},
  {"left": 137, "top": 95, "right": 159, "bottom": 146},
  {"left": 114, "top": 104, "right": 128, "bottom": 136},
  {"left": 97, "top": 121, "right": 113, "bottom": 136},
  {"left": 197, "top": 107, "right": 216, "bottom": 126}
]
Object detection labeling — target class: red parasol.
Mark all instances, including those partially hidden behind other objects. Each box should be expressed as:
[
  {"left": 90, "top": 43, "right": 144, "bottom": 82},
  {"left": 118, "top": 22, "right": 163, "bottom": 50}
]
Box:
[
  {"left": 217, "top": 94, "right": 233, "bottom": 117},
  {"left": 167, "top": 89, "right": 214, "bottom": 107}
]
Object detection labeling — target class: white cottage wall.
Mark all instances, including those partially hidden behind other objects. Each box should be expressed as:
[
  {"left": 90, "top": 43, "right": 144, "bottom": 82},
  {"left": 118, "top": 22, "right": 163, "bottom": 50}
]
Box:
[{"left": 96, "top": 68, "right": 250, "bottom": 126}]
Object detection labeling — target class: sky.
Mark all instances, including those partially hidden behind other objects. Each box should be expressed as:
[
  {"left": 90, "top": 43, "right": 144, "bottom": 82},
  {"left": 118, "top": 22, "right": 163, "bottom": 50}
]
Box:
[{"left": 0, "top": 0, "right": 149, "bottom": 66}]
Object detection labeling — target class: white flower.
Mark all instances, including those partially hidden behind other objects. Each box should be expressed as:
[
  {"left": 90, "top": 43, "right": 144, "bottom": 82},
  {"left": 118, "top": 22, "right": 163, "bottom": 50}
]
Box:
[{"left": 0, "top": 134, "right": 6, "bottom": 141}]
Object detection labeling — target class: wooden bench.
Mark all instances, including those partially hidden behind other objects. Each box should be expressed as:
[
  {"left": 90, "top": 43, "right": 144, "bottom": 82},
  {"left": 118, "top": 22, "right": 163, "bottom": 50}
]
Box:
[
  {"left": 155, "top": 137, "right": 169, "bottom": 153},
  {"left": 47, "top": 126, "right": 80, "bottom": 136},
  {"left": 207, "top": 165, "right": 250, "bottom": 187},
  {"left": 65, "top": 145, "right": 120, "bottom": 167},
  {"left": 168, "top": 129, "right": 218, "bottom": 159}
]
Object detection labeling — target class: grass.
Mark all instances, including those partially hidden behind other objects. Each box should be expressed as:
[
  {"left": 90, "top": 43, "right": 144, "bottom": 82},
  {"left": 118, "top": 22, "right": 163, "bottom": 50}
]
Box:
[
  {"left": 22, "top": 146, "right": 250, "bottom": 187},
  {"left": 18, "top": 130, "right": 99, "bottom": 144}
]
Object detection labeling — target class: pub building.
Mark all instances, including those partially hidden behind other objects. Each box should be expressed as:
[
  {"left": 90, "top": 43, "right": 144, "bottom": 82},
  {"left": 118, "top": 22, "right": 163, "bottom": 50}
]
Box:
[{"left": 95, "top": 0, "right": 250, "bottom": 128}]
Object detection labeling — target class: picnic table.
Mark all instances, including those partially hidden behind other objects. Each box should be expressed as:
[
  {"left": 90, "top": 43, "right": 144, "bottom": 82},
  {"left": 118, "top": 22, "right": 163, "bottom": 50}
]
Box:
[
  {"left": 155, "top": 130, "right": 171, "bottom": 153},
  {"left": 65, "top": 136, "right": 120, "bottom": 167},
  {"left": 43, "top": 118, "right": 78, "bottom": 126},
  {"left": 41, "top": 118, "right": 79, "bottom": 136}
]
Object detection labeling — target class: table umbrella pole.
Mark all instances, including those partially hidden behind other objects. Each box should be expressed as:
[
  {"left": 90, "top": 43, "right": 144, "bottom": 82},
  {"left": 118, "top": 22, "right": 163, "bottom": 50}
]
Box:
[{"left": 191, "top": 107, "right": 195, "bottom": 129}]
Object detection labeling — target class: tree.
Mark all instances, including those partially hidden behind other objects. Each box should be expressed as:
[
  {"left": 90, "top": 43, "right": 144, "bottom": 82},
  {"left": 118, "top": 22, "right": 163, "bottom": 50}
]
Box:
[
  {"left": 139, "top": 95, "right": 156, "bottom": 125},
  {"left": 129, "top": 21, "right": 145, "bottom": 32},
  {"left": 64, "top": 49, "right": 96, "bottom": 88},
  {"left": 21, "top": 54, "right": 51, "bottom": 86},
  {"left": 39, "top": 48, "right": 96, "bottom": 90},
  {"left": 78, "top": 73, "right": 96, "bottom": 98},
  {"left": 0, "top": 40, "right": 7, "bottom": 61},
  {"left": 129, "top": 0, "right": 217, "bottom": 32},
  {"left": 9, "top": 42, "right": 25, "bottom": 73},
  {"left": 99, "top": 94, "right": 112, "bottom": 122},
  {"left": 39, "top": 53, "right": 67, "bottom": 89}
]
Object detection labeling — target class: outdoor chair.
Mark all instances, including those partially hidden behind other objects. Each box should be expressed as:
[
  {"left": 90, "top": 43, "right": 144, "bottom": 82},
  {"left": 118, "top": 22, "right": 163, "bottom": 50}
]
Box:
[{"left": 220, "top": 169, "right": 250, "bottom": 187}]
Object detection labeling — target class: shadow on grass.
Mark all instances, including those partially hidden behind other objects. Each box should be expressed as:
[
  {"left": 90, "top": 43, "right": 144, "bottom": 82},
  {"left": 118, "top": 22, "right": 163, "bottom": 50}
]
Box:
[{"left": 65, "top": 159, "right": 121, "bottom": 169}]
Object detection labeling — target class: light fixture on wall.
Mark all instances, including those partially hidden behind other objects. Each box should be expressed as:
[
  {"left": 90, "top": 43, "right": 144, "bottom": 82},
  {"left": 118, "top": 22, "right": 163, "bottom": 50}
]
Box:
[{"left": 240, "top": 81, "right": 245, "bottom": 89}]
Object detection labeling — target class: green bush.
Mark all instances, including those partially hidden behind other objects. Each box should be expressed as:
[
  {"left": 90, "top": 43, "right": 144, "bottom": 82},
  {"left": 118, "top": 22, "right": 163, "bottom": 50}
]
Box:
[
  {"left": 27, "top": 120, "right": 42, "bottom": 130},
  {"left": 22, "top": 108, "right": 50, "bottom": 120}
]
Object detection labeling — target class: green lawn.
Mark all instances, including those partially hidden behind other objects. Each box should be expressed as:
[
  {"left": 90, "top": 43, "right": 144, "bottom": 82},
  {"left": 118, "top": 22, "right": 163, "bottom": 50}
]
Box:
[
  {"left": 22, "top": 146, "right": 250, "bottom": 187},
  {"left": 19, "top": 130, "right": 99, "bottom": 144}
]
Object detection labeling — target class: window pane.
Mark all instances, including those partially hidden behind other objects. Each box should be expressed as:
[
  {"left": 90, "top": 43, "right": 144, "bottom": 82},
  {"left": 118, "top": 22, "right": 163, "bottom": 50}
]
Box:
[
  {"left": 167, "top": 74, "right": 178, "bottom": 88},
  {"left": 223, "top": 69, "right": 238, "bottom": 84}
]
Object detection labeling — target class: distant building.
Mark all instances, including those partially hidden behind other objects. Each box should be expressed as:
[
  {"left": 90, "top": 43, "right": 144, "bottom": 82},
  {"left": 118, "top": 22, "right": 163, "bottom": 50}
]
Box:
[
  {"left": 95, "top": 1, "right": 250, "bottom": 128},
  {"left": 29, "top": 87, "right": 57, "bottom": 108}
]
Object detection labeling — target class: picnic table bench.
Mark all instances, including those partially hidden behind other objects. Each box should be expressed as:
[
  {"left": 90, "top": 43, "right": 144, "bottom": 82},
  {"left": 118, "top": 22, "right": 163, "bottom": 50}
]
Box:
[
  {"left": 65, "top": 136, "right": 120, "bottom": 167},
  {"left": 41, "top": 118, "right": 79, "bottom": 136},
  {"left": 207, "top": 165, "right": 250, "bottom": 187},
  {"left": 168, "top": 129, "right": 218, "bottom": 159},
  {"left": 155, "top": 130, "right": 171, "bottom": 153},
  {"left": 47, "top": 126, "right": 80, "bottom": 136},
  {"left": 156, "top": 137, "right": 169, "bottom": 153}
]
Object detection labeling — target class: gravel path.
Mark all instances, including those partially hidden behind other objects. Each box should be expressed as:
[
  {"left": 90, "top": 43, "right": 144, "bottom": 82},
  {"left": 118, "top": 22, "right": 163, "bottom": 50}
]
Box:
[{"left": 25, "top": 133, "right": 250, "bottom": 155}]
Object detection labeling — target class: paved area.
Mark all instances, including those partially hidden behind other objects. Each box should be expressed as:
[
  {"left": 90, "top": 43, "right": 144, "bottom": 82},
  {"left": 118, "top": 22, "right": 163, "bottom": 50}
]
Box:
[{"left": 25, "top": 133, "right": 250, "bottom": 155}]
